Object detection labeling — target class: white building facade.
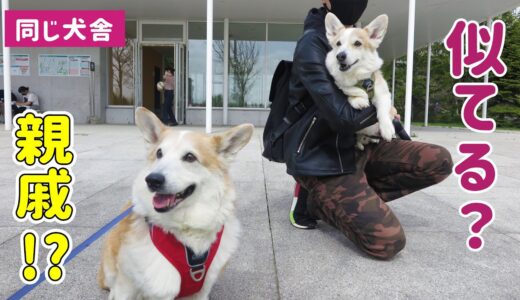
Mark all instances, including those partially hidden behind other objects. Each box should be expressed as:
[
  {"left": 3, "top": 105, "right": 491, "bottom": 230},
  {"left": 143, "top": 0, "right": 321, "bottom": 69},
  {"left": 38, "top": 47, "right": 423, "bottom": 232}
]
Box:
[
  {"left": 1, "top": 8, "right": 306, "bottom": 125},
  {"left": 2, "top": 0, "right": 519, "bottom": 126}
]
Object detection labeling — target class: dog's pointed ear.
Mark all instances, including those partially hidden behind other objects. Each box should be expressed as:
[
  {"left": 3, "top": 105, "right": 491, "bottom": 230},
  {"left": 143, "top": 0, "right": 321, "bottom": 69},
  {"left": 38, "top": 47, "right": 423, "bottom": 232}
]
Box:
[
  {"left": 135, "top": 107, "right": 166, "bottom": 144},
  {"left": 325, "top": 13, "right": 344, "bottom": 43},
  {"left": 364, "top": 14, "right": 388, "bottom": 48},
  {"left": 213, "top": 124, "right": 254, "bottom": 159}
]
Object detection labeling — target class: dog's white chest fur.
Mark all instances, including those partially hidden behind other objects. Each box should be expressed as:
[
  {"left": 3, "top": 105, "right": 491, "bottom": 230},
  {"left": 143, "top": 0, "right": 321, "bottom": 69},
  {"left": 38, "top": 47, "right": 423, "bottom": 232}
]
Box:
[
  {"left": 118, "top": 221, "right": 182, "bottom": 298},
  {"left": 111, "top": 217, "right": 240, "bottom": 300}
]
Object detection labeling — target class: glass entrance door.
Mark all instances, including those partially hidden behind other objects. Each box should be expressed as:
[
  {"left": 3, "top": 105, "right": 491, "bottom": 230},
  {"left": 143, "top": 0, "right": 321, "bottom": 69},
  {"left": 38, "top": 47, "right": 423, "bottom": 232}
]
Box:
[
  {"left": 138, "top": 21, "right": 186, "bottom": 124},
  {"left": 175, "top": 44, "right": 186, "bottom": 124},
  {"left": 139, "top": 44, "right": 186, "bottom": 124}
]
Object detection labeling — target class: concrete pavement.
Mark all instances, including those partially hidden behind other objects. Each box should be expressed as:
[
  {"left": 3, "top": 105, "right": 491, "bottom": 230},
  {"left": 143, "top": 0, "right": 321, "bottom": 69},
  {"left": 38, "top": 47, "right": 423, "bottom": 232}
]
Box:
[{"left": 1, "top": 124, "right": 519, "bottom": 299}]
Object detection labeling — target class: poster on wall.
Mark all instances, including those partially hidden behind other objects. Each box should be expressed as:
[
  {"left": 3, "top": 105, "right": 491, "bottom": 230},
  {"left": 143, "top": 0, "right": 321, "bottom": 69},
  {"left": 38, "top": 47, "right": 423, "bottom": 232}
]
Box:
[
  {"left": 39, "top": 54, "right": 91, "bottom": 77},
  {"left": 0, "top": 54, "right": 31, "bottom": 76},
  {"left": 69, "top": 56, "right": 92, "bottom": 77}
]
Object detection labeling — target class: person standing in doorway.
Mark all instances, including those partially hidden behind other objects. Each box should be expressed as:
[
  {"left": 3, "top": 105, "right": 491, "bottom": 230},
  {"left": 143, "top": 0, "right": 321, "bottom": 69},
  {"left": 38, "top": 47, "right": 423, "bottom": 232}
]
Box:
[{"left": 162, "top": 67, "right": 178, "bottom": 126}]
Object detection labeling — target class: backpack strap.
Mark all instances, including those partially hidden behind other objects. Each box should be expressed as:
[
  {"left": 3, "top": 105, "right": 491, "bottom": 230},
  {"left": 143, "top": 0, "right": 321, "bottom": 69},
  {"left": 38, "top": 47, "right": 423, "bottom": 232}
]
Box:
[{"left": 270, "top": 96, "right": 314, "bottom": 143}]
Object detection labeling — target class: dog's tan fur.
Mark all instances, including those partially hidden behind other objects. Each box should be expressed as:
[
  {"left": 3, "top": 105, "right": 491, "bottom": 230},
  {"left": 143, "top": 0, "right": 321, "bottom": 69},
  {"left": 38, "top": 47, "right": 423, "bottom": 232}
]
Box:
[
  {"left": 329, "top": 27, "right": 376, "bottom": 52},
  {"left": 98, "top": 202, "right": 135, "bottom": 290}
]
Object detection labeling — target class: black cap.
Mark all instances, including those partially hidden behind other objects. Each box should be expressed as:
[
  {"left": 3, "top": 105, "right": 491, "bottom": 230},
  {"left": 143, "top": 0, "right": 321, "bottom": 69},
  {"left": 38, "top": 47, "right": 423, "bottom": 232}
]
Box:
[{"left": 328, "top": 0, "right": 368, "bottom": 25}]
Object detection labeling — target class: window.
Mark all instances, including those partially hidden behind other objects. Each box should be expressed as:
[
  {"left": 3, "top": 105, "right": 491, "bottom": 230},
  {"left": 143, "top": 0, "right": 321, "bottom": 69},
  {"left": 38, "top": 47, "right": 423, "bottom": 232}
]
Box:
[
  {"left": 185, "top": 22, "right": 303, "bottom": 109},
  {"left": 266, "top": 24, "right": 302, "bottom": 103},
  {"left": 141, "top": 24, "right": 184, "bottom": 42},
  {"left": 188, "top": 22, "right": 224, "bottom": 107},
  {"left": 108, "top": 20, "right": 136, "bottom": 106},
  {"left": 228, "top": 23, "right": 266, "bottom": 108}
]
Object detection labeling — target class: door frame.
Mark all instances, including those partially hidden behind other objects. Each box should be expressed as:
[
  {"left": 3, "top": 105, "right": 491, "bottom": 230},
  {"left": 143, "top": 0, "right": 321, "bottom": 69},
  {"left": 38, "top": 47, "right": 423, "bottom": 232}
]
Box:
[
  {"left": 138, "top": 20, "right": 187, "bottom": 45},
  {"left": 138, "top": 43, "right": 187, "bottom": 123},
  {"left": 136, "top": 20, "right": 187, "bottom": 123},
  {"left": 175, "top": 44, "right": 186, "bottom": 124}
]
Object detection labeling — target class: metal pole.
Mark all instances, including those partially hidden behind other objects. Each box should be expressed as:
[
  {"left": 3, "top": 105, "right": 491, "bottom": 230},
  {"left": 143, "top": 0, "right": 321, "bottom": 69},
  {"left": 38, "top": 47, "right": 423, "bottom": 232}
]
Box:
[
  {"left": 223, "top": 18, "right": 229, "bottom": 126},
  {"left": 391, "top": 59, "right": 396, "bottom": 106},
  {"left": 205, "top": 0, "right": 213, "bottom": 133},
  {"left": 2, "top": 0, "right": 12, "bottom": 130},
  {"left": 404, "top": 0, "right": 416, "bottom": 134},
  {"left": 483, "top": 17, "right": 491, "bottom": 119},
  {"left": 174, "top": 46, "right": 179, "bottom": 124},
  {"left": 425, "top": 43, "right": 431, "bottom": 127},
  {"left": 88, "top": 62, "right": 98, "bottom": 123},
  {"left": 89, "top": 68, "right": 94, "bottom": 121},
  {"left": 264, "top": 23, "right": 269, "bottom": 111}
]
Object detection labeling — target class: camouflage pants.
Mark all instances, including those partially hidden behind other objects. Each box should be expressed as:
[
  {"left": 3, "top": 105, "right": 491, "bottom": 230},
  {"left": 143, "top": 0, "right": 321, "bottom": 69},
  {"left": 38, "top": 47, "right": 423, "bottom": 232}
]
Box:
[{"left": 296, "top": 139, "right": 453, "bottom": 260}]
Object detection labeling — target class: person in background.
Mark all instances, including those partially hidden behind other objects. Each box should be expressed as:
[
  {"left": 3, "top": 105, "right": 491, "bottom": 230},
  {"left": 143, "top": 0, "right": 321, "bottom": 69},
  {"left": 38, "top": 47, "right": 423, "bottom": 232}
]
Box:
[
  {"left": 162, "top": 67, "right": 178, "bottom": 126},
  {"left": 0, "top": 89, "right": 18, "bottom": 121},
  {"left": 14, "top": 86, "right": 39, "bottom": 115}
]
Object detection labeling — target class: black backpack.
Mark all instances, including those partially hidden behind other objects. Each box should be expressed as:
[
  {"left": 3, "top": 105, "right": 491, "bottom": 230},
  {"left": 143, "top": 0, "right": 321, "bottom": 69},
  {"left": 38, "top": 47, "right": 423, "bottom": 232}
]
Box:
[{"left": 262, "top": 60, "right": 313, "bottom": 163}]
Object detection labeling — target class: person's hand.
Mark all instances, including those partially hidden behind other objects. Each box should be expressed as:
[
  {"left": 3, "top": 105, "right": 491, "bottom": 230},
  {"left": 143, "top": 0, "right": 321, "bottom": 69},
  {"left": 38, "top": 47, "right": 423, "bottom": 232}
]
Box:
[{"left": 391, "top": 106, "right": 400, "bottom": 121}]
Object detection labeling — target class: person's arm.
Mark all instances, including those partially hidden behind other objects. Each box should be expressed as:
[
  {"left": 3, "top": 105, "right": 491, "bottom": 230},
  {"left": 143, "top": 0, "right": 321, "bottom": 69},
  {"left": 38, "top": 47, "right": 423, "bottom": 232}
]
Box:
[
  {"left": 294, "top": 34, "right": 378, "bottom": 135},
  {"left": 26, "top": 94, "right": 37, "bottom": 106},
  {"left": 16, "top": 96, "right": 31, "bottom": 106}
]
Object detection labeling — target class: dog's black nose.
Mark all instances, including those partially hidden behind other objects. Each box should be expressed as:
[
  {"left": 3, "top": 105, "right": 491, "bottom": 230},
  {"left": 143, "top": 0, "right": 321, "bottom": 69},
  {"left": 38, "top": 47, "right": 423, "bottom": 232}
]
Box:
[
  {"left": 145, "top": 173, "right": 165, "bottom": 191},
  {"left": 336, "top": 52, "right": 347, "bottom": 62}
]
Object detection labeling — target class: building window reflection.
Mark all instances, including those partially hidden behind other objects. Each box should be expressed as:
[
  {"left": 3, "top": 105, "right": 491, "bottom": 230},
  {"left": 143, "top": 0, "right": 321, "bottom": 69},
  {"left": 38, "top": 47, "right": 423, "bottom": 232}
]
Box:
[
  {"left": 266, "top": 24, "right": 302, "bottom": 107},
  {"left": 109, "top": 20, "right": 136, "bottom": 106},
  {"left": 188, "top": 22, "right": 224, "bottom": 107},
  {"left": 186, "top": 22, "right": 303, "bottom": 109},
  {"left": 228, "top": 23, "right": 266, "bottom": 108}
]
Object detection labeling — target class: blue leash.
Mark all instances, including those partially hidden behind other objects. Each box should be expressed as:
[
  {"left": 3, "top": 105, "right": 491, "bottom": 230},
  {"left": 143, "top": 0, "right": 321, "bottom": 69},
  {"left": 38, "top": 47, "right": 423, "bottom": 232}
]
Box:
[{"left": 7, "top": 206, "right": 133, "bottom": 300}]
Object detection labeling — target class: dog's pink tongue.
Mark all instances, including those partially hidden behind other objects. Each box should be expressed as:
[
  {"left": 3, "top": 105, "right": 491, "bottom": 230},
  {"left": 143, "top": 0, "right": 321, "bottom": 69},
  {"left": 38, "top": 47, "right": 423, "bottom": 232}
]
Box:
[{"left": 153, "top": 194, "right": 176, "bottom": 209}]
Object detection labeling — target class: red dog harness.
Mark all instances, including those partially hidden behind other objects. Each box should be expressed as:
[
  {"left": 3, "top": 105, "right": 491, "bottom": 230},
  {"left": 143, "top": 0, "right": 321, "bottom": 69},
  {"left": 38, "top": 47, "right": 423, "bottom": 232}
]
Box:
[{"left": 149, "top": 225, "right": 224, "bottom": 299}]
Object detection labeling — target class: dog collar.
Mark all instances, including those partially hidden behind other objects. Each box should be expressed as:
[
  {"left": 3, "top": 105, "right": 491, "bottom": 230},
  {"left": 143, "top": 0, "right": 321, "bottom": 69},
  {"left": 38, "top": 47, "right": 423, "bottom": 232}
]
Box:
[
  {"left": 355, "top": 73, "right": 376, "bottom": 99},
  {"left": 149, "top": 224, "right": 224, "bottom": 299}
]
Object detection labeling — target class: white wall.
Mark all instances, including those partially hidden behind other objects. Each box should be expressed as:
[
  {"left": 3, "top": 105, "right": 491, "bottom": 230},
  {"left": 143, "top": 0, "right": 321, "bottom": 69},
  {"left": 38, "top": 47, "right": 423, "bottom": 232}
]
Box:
[
  {"left": 1, "top": 48, "right": 104, "bottom": 124},
  {"left": 106, "top": 106, "right": 134, "bottom": 124}
]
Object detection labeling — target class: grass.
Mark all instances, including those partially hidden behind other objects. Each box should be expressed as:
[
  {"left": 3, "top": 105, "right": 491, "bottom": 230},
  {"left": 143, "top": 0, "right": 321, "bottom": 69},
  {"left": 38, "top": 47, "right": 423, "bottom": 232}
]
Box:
[
  {"left": 412, "top": 122, "right": 520, "bottom": 131},
  {"left": 413, "top": 121, "right": 464, "bottom": 128}
]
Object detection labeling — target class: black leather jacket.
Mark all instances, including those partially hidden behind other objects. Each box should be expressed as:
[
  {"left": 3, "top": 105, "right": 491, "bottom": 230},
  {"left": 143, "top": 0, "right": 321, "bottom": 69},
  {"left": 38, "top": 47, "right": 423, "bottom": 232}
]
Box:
[{"left": 284, "top": 7, "right": 378, "bottom": 176}]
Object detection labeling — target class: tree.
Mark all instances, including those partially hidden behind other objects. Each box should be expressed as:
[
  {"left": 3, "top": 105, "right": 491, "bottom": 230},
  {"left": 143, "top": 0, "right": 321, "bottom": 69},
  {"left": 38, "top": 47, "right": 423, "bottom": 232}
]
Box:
[
  {"left": 383, "top": 9, "right": 520, "bottom": 128},
  {"left": 493, "top": 12, "right": 520, "bottom": 106},
  {"left": 214, "top": 40, "right": 259, "bottom": 107},
  {"left": 112, "top": 38, "right": 135, "bottom": 105}
]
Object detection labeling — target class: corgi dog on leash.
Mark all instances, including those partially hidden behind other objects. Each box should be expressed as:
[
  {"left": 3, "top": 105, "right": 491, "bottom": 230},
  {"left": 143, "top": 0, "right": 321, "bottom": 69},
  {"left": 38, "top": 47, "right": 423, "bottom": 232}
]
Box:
[
  {"left": 98, "top": 107, "right": 254, "bottom": 299},
  {"left": 325, "top": 13, "right": 396, "bottom": 150}
]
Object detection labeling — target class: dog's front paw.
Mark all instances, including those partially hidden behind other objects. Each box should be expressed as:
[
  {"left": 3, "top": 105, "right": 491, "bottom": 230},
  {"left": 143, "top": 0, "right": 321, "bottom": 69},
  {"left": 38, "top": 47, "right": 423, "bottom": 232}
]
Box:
[
  {"left": 349, "top": 96, "right": 370, "bottom": 110},
  {"left": 356, "top": 135, "right": 371, "bottom": 150},
  {"left": 379, "top": 119, "right": 395, "bottom": 142}
]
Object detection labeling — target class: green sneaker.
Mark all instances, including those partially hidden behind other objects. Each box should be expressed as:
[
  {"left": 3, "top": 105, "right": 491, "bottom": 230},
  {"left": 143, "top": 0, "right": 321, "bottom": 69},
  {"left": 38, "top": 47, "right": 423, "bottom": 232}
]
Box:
[{"left": 290, "top": 183, "right": 317, "bottom": 229}]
